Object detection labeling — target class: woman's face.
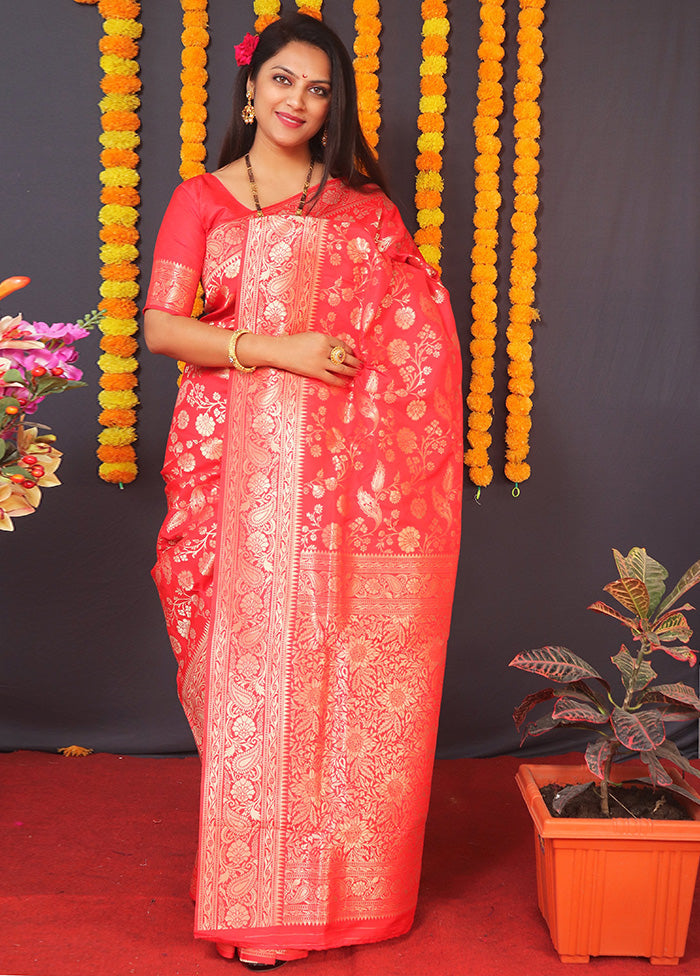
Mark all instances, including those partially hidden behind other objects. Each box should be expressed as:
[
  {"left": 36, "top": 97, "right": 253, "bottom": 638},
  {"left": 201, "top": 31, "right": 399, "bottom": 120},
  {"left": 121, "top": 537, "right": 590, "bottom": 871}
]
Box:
[{"left": 250, "top": 41, "right": 332, "bottom": 152}]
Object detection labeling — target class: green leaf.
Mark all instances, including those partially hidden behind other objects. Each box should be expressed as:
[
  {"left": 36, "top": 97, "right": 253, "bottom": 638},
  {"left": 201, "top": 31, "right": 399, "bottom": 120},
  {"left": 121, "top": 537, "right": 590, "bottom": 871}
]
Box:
[
  {"left": 510, "top": 646, "right": 606, "bottom": 685},
  {"left": 611, "top": 644, "right": 656, "bottom": 692},
  {"left": 660, "top": 645, "right": 698, "bottom": 666},
  {"left": 1, "top": 368, "right": 25, "bottom": 385},
  {"left": 604, "top": 577, "right": 650, "bottom": 617},
  {"left": 613, "top": 547, "right": 668, "bottom": 615},
  {"left": 657, "top": 557, "right": 700, "bottom": 615}
]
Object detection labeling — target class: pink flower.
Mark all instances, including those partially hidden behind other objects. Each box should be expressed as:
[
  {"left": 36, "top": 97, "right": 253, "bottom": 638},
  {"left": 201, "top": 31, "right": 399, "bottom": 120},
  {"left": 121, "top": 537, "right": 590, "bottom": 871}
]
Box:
[{"left": 235, "top": 33, "right": 259, "bottom": 66}]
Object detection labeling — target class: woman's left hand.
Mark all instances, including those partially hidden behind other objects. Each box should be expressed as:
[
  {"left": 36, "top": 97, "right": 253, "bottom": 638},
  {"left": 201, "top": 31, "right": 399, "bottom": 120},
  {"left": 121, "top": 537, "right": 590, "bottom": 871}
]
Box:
[{"left": 238, "top": 331, "right": 362, "bottom": 388}]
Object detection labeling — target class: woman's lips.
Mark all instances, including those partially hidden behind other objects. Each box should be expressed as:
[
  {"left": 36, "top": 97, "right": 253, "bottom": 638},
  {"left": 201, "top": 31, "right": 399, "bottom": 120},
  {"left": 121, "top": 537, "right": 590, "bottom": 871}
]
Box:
[{"left": 276, "top": 112, "right": 305, "bottom": 128}]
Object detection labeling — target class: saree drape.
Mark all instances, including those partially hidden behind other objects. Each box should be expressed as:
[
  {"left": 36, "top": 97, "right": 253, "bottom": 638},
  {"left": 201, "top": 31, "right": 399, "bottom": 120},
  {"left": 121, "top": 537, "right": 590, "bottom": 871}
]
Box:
[{"left": 145, "top": 174, "right": 463, "bottom": 952}]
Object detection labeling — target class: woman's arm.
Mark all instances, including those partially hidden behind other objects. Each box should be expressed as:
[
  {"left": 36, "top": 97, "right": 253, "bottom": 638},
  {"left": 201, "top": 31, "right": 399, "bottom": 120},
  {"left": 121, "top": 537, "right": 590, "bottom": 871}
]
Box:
[{"left": 144, "top": 308, "right": 362, "bottom": 388}]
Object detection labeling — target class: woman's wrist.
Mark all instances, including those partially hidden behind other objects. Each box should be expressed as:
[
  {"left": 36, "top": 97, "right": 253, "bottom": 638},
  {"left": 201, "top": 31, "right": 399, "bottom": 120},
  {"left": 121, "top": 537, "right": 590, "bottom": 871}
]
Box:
[{"left": 234, "top": 331, "right": 277, "bottom": 370}]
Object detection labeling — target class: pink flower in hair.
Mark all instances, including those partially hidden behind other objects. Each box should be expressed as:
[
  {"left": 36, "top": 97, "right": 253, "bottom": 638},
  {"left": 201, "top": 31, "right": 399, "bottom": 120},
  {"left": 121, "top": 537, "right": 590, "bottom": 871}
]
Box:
[{"left": 235, "top": 33, "right": 259, "bottom": 67}]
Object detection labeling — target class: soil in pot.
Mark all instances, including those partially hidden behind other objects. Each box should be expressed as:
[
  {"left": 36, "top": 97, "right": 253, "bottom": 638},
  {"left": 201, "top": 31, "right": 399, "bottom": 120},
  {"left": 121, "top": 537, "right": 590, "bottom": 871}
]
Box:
[{"left": 540, "top": 782, "right": 691, "bottom": 820}]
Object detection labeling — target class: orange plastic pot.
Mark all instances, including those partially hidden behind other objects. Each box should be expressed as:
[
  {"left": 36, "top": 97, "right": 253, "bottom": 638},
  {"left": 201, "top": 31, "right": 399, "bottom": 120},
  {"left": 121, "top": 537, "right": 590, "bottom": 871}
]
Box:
[{"left": 516, "top": 763, "right": 700, "bottom": 965}]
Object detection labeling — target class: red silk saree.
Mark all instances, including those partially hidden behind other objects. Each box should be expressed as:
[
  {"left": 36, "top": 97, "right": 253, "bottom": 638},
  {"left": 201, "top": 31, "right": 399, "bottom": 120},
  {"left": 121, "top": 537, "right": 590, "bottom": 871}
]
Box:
[{"left": 145, "top": 174, "right": 463, "bottom": 954}]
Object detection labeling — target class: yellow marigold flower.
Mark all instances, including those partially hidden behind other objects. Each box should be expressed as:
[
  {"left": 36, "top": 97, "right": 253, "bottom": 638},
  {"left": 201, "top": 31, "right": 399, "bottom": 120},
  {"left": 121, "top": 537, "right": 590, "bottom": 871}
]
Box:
[
  {"left": 416, "top": 171, "right": 444, "bottom": 192},
  {"left": 100, "top": 317, "right": 139, "bottom": 336},
  {"left": 99, "top": 461, "right": 138, "bottom": 484},
  {"left": 99, "top": 131, "right": 140, "bottom": 150},
  {"left": 100, "top": 165, "right": 140, "bottom": 187},
  {"left": 419, "top": 55, "right": 447, "bottom": 77},
  {"left": 100, "top": 53, "right": 139, "bottom": 77},
  {"left": 418, "top": 244, "right": 441, "bottom": 269},
  {"left": 99, "top": 204, "right": 138, "bottom": 226},
  {"left": 98, "top": 353, "right": 139, "bottom": 374},
  {"left": 100, "top": 243, "right": 139, "bottom": 264},
  {"left": 98, "top": 389, "right": 139, "bottom": 410},
  {"left": 417, "top": 207, "right": 445, "bottom": 229},
  {"left": 99, "top": 280, "right": 139, "bottom": 300},
  {"left": 103, "top": 17, "right": 142, "bottom": 38}
]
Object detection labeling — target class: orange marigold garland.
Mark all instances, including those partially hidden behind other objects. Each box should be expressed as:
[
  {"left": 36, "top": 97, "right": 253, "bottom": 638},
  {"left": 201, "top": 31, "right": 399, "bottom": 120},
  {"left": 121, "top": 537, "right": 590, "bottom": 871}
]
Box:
[
  {"left": 254, "top": 0, "right": 280, "bottom": 33},
  {"left": 296, "top": 0, "right": 323, "bottom": 17},
  {"left": 414, "top": 1, "right": 450, "bottom": 274},
  {"left": 505, "top": 0, "right": 545, "bottom": 488},
  {"left": 465, "top": 0, "right": 505, "bottom": 490},
  {"left": 76, "top": 0, "right": 142, "bottom": 485},
  {"left": 180, "top": 0, "right": 209, "bottom": 182},
  {"left": 353, "top": 0, "right": 382, "bottom": 151}
]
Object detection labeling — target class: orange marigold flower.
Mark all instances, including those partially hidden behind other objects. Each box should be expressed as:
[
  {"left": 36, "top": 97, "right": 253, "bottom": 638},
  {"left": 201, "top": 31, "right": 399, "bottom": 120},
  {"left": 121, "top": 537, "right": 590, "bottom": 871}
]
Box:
[
  {"left": 99, "top": 407, "right": 137, "bottom": 428},
  {"left": 470, "top": 339, "right": 496, "bottom": 359},
  {"left": 100, "top": 373, "right": 138, "bottom": 390},
  {"left": 99, "top": 36, "right": 139, "bottom": 59},
  {"left": 100, "top": 262, "right": 139, "bottom": 282},
  {"left": 100, "top": 335, "right": 138, "bottom": 356},
  {"left": 518, "top": 62, "right": 543, "bottom": 85},
  {"left": 97, "top": 445, "right": 137, "bottom": 464},
  {"left": 101, "top": 187, "right": 140, "bottom": 207},
  {"left": 471, "top": 308, "right": 498, "bottom": 331},
  {"left": 504, "top": 460, "right": 530, "bottom": 483},
  {"left": 99, "top": 0, "right": 139, "bottom": 18},
  {"left": 421, "top": 75, "right": 447, "bottom": 96},
  {"left": 467, "top": 429, "right": 493, "bottom": 451}
]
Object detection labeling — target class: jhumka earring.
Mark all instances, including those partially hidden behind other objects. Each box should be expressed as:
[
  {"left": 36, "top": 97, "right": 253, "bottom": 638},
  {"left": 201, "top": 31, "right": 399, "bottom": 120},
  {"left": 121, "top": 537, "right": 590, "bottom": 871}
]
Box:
[
  {"left": 321, "top": 127, "right": 328, "bottom": 148},
  {"left": 242, "top": 90, "right": 255, "bottom": 125}
]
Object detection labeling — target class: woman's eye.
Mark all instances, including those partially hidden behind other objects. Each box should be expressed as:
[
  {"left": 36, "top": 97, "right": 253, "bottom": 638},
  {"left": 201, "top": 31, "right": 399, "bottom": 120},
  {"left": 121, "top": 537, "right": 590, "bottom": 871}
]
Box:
[
  {"left": 310, "top": 87, "right": 330, "bottom": 98},
  {"left": 273, "top": 74, "right": 291, "bottom": 85}
]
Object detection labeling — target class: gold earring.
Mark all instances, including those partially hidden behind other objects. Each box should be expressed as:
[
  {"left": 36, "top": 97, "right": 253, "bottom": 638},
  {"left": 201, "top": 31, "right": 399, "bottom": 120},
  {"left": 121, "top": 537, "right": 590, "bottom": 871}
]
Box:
[
  {"left": 242, "top": 90, "right": 255, "bottom": 125},
  {"left": 321, "top": 127, "right": 328, "bottom": 148}
]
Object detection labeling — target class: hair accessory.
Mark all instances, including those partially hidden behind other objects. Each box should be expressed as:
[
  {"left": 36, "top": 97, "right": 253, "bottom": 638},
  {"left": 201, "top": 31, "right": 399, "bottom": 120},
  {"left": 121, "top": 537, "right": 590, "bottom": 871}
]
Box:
[
  {"left": 329, "top": 345, "right": 346, "bottom": 366},
  {"left": 235, "top": 33, "right": 259, "bottom": 67},
  {"left": 227, "top": 329, "right": 256, "bottom": 372},
  {"left": 242, "top": 90, "right": 256, "bottom": 125}
]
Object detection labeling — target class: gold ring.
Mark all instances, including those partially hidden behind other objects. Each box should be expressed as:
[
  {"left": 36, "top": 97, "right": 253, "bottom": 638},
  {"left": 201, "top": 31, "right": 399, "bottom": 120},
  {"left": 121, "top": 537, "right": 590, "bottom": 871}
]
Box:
[{"left": 329, "top": 345, "right": 346, "bottom": 366}]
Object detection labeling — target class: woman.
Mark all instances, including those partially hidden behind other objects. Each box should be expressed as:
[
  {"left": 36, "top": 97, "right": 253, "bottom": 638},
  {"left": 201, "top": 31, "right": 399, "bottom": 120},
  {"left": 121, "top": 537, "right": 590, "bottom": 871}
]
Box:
[{"left": 145, "top": 13, "right": 463, "bottom": 970}]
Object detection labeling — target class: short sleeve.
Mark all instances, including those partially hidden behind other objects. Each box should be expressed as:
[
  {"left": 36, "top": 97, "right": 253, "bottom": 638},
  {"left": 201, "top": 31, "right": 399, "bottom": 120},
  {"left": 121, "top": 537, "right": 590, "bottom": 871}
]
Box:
[{"left": 144, "top": 180, "right": 207, "bottom": 315}]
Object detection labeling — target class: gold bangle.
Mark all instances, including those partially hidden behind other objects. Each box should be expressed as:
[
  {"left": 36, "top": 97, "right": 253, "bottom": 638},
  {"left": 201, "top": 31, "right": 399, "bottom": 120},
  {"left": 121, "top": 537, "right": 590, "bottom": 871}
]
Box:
[{"left": 227, "top": 329, "right": 256, "bottom": 373}]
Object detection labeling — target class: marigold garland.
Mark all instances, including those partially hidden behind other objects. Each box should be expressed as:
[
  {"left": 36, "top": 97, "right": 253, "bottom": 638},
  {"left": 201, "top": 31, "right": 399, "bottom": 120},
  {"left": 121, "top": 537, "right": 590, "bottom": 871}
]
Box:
[
  {"left": 179, "top": 0, "right": 209, "bottom": 182},
  {"left": 353, "top": 0, "right": 382, "bottom": 151},
  {"left": 413, "top": 1, "right": 449, "bottom": 273},
  {"left": 75, "top": 0, "right": 142, "bottom": 484},
  {"left": 505, "top": 0, "right": 545, "bottom": 487},
  {"left": 464, "top": 0, "right": 505, "bottom": 489},
  {"left": 296, "top": 0, "right": 323, "bottom": 18},
  {"left": 254, "top": 0, "right": 280, "bottom": 33}
]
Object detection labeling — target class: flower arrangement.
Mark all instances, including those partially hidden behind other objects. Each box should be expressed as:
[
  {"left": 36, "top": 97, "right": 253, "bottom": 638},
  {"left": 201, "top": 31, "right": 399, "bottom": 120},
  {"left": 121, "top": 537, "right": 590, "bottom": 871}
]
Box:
[
  {"left": 511, "top": 547, "right": 700, "bottom": 816},
  {"left": 0, "top": 277, "right": 99, "bottom": 530},
  {"left": 353, "top": 0, "right": 382, "bottom": 151}
]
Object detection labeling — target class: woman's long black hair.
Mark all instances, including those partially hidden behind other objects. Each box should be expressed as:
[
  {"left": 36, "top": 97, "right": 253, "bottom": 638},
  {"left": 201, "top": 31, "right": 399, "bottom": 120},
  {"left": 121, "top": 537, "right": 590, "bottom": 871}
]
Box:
[{"left": 218, "top": 13, "right": 389, "bottom": 204}]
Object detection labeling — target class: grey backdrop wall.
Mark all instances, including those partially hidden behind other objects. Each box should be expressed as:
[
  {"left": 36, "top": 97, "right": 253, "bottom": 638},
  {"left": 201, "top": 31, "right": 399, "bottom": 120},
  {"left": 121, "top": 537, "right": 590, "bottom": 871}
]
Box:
[{"left": 1, "top": 0, "right": 699, "bottom": 758}]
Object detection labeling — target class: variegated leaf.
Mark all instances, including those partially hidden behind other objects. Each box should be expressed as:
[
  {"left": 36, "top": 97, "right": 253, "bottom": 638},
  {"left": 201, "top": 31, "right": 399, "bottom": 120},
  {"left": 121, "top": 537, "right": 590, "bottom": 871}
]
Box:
[
  {"left": 657, "top": 557, "right": 700, "bottom": 615},
  {"left": 611, "top": 644, "right": 656, "bottom": 692},
  {"left": 652, "top": 611, "right": 692, "bottom": 644},
  {"left": 512, "top": 688, "right": 556, "bottom": 730},
  {"left": 510, "top": 646, "right": 607, "bottom": 685},
  {"left": 661, "top": 645, "right": 698, "bottom": 666},
  {"left": 588, "top": 600, "right": 638, "bottom": 630},
  {"left": 552, "top": 697, "right": 609, "bottom": 724},
  {"left": 613, "top": 547, "right": 668, "bottom": 615},
  {"left": 585, "top": 738, "right": 614, "bottom": 779},
  {"left": 611, "top": 707, "right": 665, "bottom": 751},
  {"left": 552, "top": 781, "right": 595, "bottom": 815},
  {"left": 655, "top": 739, "right": 700, "bottom": 778},
  {"left": 604, "top": 577, "right": 650, "bottom": 617},
  {"left": 639, "top": 750, "right": 673, "bottom": 788},
  {"left": 520, "top": 713, "right": 561, "bottom": 744},
  {"left": 645, "top": 682, "right": 700, "bottom": 709}
]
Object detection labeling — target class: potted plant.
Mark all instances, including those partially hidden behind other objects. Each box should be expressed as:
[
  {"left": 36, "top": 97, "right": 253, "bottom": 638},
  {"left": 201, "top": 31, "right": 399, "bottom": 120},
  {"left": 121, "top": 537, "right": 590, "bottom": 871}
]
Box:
[{"left": 510, "top": 547, "right": 700, "bottom": 964}]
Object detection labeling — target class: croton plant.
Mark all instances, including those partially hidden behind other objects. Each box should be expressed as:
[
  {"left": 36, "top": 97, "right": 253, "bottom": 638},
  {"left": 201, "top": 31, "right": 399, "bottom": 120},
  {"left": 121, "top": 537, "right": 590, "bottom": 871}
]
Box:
[{"left": 510, "top": 547, "right": 700, "bottom": 816}]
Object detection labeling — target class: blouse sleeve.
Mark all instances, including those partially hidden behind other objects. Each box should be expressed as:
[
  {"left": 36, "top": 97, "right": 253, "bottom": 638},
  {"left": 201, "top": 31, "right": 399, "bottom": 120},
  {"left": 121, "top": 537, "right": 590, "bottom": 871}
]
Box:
[{"left": 143, "top": 179, "right": 206, "bottom": 316}]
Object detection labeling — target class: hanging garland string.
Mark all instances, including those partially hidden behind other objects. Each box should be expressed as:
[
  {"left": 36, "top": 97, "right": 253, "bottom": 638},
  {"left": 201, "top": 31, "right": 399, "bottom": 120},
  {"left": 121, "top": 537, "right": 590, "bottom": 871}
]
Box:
[
  {"left": 179, "top": 0, "right": 209, "bottom": 183},
  {"left": 413, "top": 0, "right": 450, "bottom": 274},
  {"left": 77, "top": 0, "right": 142, "bottom": 486},
  {"left": 505, "top": 0, "right": 545, "bottom": 488},
  {"left": 353, "top": 0, "right": 382, "bottom": 151},
  {"left": 464, "top": 0, "right": 505, "bottom": 490},
  {"left": 296, "top": 0, "right": 323, "bottom": 17}
]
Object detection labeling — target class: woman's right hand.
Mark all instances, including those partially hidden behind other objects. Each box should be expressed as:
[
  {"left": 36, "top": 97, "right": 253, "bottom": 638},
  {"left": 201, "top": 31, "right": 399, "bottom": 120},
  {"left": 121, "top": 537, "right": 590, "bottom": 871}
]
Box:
[{"left": 239, "top": 331, "right": 362, "bottom": 388}]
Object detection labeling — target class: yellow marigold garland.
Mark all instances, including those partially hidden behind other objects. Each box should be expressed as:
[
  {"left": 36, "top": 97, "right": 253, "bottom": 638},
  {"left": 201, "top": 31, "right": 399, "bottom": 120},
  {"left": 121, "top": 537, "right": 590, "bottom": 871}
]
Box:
[
  {"left": 414, "top": 0, "right": 450, "bottom": 273},
  {"left": 353, "top": 0, "right": 382, "bottom": 151},
  {"left": 75, "top": 0, "right": 142, "bottom": 485},
  {"left": 254, "top": 0, "right": 280, "bottom": 33},
  {"left": 505, "top": 0, "right": 545, "bottom": 488},
  {"left": 465, "top": 0, "right": 505, "bottom": 490},
  {"left": 296, "top": 0, "right": 323, "bottom": 18}
]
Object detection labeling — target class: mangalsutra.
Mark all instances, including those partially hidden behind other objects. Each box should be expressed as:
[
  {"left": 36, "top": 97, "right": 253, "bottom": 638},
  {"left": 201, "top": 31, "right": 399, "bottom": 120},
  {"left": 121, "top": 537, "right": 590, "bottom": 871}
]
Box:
[{"left": 245, "top": 154, "right": 314, "bottom": 217}]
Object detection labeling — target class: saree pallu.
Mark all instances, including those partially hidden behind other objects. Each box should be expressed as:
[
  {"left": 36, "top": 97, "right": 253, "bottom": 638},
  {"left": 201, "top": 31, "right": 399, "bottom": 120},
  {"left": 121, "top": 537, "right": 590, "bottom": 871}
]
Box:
[{"left": 145, "top": 175, "right": 463, "bottom": 952}]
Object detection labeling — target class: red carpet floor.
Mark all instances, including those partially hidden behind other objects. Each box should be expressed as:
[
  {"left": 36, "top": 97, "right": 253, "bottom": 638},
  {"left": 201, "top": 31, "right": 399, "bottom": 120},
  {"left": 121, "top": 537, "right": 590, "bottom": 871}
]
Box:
[{"left": 3, "top": 750, "right": 700, "bottom": 976}]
